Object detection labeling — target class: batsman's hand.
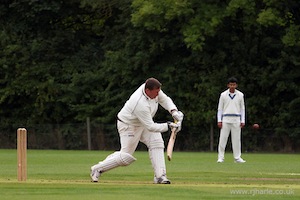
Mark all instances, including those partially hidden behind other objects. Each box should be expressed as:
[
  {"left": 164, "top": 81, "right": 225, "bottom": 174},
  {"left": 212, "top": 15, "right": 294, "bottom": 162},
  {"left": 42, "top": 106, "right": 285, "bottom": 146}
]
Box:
[
  {"left": 168, "top": 121, "right": 182, "bottom": 134},
  {"left": 168, "top": 122, "right": 179, "bottom": 130},
  {"left": 172, "top": 111, "right": 184, "bottom": 122},
  {"left": 176, "top": 121, "right": 182, "bottom": 133},
  {"left": 172, "top": 110, "right": 184, "bottom": 133}
]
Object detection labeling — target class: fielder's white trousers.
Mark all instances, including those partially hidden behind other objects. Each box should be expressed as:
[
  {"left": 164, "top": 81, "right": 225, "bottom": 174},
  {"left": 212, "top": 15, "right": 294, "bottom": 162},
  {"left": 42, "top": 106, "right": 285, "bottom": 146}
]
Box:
[
  {"left": 218, "top": 122, "right": 242, "bottom": 160},
  {"left": 117, "top": 120, "right": 167, "bottom": 178}
]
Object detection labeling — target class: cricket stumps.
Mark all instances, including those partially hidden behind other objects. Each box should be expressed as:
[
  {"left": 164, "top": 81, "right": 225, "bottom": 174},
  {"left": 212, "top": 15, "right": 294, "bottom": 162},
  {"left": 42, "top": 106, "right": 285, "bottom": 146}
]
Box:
[{"left": 17, "top": 128, "right": 27, "bottom": 181}]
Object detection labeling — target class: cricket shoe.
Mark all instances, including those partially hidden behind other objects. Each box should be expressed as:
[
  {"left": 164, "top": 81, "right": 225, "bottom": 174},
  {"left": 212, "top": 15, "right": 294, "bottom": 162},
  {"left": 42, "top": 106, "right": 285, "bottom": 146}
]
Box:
[
  {"left": 234, "top": 158, "right": 246, "bottom": 163},
  {"left": 217, "top": 159, "right": 224, "bottom": 163},
  {"left": 154, "top": 175, "right": 171, "bottom": 184},
  {"left": 90, "top": 166, "right": 101, "bottom": 182}
]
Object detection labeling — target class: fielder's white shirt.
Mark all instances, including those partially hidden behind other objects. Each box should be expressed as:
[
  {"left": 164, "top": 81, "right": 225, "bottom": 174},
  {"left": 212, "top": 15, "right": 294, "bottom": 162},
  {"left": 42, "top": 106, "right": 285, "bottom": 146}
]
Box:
[
  {"left": 217, "top": 89, "right": 245, "bottom": 123},
  {"left": 117, "top": 83, "right": 177, "bottom": 132}
]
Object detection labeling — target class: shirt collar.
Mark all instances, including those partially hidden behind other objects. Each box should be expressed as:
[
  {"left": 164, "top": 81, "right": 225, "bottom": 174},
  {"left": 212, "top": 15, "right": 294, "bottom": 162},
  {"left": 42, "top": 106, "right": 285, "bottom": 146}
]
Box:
[{"left": 142, "top": 85, "right": 151, "bottom": 100}]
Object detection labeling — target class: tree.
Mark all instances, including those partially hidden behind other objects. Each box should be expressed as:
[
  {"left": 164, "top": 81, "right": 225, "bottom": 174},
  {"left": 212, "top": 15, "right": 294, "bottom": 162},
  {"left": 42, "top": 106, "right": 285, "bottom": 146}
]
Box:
[{"left": 1, "top": 0, "right": 299, "bottom": 151}]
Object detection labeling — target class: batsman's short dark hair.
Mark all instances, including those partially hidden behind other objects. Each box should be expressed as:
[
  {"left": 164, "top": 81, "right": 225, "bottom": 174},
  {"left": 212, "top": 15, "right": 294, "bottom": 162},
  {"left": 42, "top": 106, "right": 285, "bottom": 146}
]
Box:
[
  {"left": 228, "top": 77, "right": 238, "bottom": 84},
  {"left": 145, "top": 77, "right": 162, "bottom": 90}
]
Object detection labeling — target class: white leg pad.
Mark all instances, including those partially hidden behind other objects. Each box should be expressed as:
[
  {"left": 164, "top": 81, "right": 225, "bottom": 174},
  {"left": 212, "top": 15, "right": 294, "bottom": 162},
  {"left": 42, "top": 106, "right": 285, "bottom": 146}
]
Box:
[
  {"left": 92, "top": 151, "right": 136, "bottom": 173},
  {"left": 115, "top": 152, "right": 137, "bottom": 166},
  {"left": 148, "top": 139, "right": 166, "bottom": 178}
]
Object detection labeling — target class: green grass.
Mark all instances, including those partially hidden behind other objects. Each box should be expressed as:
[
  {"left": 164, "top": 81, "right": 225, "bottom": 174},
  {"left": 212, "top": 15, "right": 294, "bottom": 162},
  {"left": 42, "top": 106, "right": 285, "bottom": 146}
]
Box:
[{"left": 0, "top": 150, "right": 299, "bottom": 199}]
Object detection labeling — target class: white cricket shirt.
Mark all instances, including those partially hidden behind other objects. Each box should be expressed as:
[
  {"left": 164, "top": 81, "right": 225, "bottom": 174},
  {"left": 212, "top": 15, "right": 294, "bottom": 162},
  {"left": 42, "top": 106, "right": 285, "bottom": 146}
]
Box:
[
  {"left": 217, "top": 89, "right": 245, "bottom": 123},
  {"left": 117, "top": 83, "right": 177, "bottom": 132}
]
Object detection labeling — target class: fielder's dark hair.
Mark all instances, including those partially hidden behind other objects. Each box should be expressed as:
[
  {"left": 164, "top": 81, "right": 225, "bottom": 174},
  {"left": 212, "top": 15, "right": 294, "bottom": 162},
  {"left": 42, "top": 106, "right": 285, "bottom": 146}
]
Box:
[
  {"left": 228, "top": 77, "right": 238, "bottom": 84},
  {"left": 145, "top": 77, "right": 162, "bottom": 90}
]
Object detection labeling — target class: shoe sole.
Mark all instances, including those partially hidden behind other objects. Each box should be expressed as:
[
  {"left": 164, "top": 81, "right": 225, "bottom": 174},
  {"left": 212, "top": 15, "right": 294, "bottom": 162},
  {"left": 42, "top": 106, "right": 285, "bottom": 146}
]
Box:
[
  {"left": 154, "top": 177, "right": 171, "bottom": 184},
  {"left": 154, "top": 181, "right": 171, "bottom": 184}
]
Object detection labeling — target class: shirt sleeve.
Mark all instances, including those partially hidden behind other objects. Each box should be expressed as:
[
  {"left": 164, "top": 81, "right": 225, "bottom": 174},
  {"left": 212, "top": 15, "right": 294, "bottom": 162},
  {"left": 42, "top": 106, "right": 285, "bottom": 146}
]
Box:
[
  {"left": 134, "top": 104, "right": 169, "bottom": 133},
  {"left": 157, "top": 90, "right": 177, "bottom": 113},
  {"left": 240, "top": 109, "right": 245, "bottom": 123},
  {"left": 217, "top": 94, "right": 223, "bottom": 122},
  {"left": 217, "top": 110, "right": 223, "bottom": 122},
  {"left": 240, "top": 93, "right": 246, "bottom": 123}
]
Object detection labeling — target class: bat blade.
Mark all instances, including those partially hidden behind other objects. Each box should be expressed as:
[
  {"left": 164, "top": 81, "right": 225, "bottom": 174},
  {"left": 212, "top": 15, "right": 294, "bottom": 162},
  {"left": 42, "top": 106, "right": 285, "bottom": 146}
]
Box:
[{"left": 167, "top": 127, "right": 177, "bottom": 161}]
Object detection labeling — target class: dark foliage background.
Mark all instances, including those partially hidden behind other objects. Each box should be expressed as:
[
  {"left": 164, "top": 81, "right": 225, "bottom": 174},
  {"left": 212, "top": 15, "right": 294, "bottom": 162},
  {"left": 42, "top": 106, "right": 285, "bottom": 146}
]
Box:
[{"left": 1, "top": 0, "right": 299, "bottom": 152}]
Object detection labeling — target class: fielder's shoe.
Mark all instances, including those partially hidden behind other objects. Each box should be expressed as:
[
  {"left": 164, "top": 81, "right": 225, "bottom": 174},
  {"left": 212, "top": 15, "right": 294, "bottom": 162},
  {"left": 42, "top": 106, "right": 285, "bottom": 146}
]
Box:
[
  {"left": 234, "top": 158, "right": 246, "bottom": 163},
  {"left": 217, "top": 159, "right": 224, "bottom": 163},
  {"left": 90, "top": 166, "right": 101, "bottom": 182},
  {"left": 154, "top": 175, "right": 171, "bottom": 184}
]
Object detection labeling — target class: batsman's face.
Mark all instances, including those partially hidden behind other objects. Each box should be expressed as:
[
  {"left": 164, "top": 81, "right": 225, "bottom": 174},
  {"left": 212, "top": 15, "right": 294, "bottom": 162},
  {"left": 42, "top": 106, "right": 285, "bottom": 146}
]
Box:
[
  {"left": 228, "top": 82, "right": 237, "bottom": 93},
  {"left": 146, "top": 88, "right": 160, "bottom": 99}
]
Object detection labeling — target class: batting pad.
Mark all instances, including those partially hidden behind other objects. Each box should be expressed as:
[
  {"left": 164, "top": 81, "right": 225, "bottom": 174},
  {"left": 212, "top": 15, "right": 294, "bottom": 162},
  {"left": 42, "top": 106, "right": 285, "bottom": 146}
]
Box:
[
  {"left": 93, "top": 151, "right": 136, "bottom": 173},
  {"left": 115, "top": 152, "right": 137, "bottom": 166},
  {"left": 149, "top": 148, "right": 166, "bottom": 179}
]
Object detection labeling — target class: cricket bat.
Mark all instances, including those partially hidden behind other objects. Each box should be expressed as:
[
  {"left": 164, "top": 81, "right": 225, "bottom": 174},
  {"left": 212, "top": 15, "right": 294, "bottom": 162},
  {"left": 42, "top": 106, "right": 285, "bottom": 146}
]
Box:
[{"left": 167, "top": 126, "right": 177, "bottom": 161}]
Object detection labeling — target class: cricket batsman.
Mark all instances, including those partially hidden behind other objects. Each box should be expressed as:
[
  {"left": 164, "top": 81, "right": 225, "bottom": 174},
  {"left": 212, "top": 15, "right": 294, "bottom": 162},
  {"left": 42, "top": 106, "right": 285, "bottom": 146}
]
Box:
[{"left": 90, "top": 77, "right": 184, "bottom": 184}]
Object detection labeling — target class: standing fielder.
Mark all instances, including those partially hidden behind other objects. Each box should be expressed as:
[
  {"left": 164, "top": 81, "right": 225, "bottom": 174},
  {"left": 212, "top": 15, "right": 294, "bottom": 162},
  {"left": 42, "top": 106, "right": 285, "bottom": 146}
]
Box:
[
  {"left": 217, "top": 77, "right": 246, "bottom": 163},
  {"left": 90, "top": 78, "right": 184, "bottom": 184}
]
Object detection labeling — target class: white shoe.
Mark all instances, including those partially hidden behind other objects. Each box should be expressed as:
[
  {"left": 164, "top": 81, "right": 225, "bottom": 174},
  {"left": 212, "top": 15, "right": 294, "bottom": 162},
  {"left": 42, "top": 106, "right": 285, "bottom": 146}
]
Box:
[
  {"left": 217, "top": 159, "right": 224, "bottom": 163},
  {"left": 154, "top": 175, "right": 171, "bottom": 184},
  {"left": 234, "top": 158, "right": 246, "bottom": 163},
  {"left": 90, "top": 166, "right": 101, "bottom": 182}
]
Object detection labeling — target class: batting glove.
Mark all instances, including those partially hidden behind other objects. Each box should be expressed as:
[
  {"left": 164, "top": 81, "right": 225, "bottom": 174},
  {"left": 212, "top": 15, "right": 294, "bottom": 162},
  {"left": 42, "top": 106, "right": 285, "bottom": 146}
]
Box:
[
  {"left": 176, "top": 121, "right": 182, "bottom": 133},
  {"left": 168, "top": 121, "right": 179, "bottom": 129},
  {"left": 172, "top": 111, "right": 184, "bottom": 122}
]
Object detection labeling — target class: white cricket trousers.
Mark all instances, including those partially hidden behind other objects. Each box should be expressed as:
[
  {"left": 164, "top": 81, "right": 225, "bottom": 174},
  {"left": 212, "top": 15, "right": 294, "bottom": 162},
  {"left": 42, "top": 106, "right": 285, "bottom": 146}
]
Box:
[
  {"left": 117, "top": 120, "right": 167, "bottom": 178},
  {"left": 218, "top": 122, "right": 242, "bottom": 160}
]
